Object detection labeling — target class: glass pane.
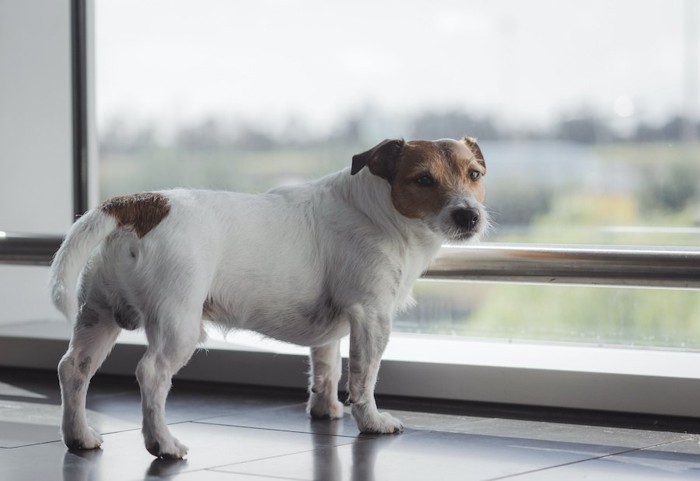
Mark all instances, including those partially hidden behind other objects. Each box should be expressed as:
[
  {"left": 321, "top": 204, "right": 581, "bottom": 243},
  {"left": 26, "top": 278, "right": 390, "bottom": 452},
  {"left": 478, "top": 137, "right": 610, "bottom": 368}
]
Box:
[
  {"left": 397, "top": 280, "right": 700, "bottom": 349},
  {"left": 95, "top": 0, "right": 700, "bottom": 348},
  {"left": 96, "top": 0, "right": 700, "bottom": 249}
]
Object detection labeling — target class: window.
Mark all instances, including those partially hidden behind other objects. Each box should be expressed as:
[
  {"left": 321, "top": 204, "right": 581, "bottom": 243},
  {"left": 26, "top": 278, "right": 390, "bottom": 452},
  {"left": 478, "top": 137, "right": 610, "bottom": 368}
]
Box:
[
  {"left": 2, "top": 0, "right": 699, "bottom": 418},
  {"left": 95, "top": 0, "right": 700, "bottom": 349}
]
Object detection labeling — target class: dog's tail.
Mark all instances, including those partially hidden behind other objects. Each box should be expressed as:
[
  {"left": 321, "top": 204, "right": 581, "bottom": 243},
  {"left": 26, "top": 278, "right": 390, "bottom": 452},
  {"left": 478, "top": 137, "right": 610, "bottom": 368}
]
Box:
[{"left": 49, "top": 208, "right": 118, "bottom": 322}]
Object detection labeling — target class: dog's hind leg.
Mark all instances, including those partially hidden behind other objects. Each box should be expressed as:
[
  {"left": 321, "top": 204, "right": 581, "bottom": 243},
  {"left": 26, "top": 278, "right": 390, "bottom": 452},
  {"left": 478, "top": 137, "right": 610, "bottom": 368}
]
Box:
[
  {"left": 136, "top": 304, "right": 200, "bottom": 459},
  {"left": 58, "top": 303, "right": 121, "bottom": 450},
  {"left": 307, "top": 340, "right": 344, "bottom": 419}
]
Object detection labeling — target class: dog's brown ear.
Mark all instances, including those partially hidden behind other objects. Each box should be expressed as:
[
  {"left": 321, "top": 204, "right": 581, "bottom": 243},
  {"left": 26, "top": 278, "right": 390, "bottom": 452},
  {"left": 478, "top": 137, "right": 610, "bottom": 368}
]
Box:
[
  {"left": 351, "top": 139, "right": 405, "bottom": 181},
  {"left": 463, "top": 136, "right": 485, "bottom": 166}
]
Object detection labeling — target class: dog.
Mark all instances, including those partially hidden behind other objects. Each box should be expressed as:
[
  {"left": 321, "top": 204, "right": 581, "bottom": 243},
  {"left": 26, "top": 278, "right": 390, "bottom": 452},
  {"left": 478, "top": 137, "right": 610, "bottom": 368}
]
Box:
[{"left": 49, "top": 136, "right": 488, "bottom": 458}]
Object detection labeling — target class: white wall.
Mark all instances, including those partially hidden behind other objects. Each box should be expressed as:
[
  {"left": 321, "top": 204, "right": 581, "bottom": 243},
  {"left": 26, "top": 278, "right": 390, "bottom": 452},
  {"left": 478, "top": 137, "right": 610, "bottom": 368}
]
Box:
[{"left": 0, "top": 0, "right": 74, "bottom": 324}]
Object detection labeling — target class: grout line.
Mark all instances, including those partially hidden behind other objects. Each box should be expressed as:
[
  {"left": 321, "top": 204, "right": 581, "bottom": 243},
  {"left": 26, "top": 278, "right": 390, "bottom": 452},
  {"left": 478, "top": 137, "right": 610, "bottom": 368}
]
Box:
[
  {"left": 3, "top": 438, "right": 65, "bottom": 450},
  {"left": 189, "top": 417, "right": 361, "bottom": 438},
  {"left": 3, "top": 424, "right": 149, "bottom": 450},
  {"left": 191, "top": 421, "right": 359, "bottom": 439},
  {"left": 202, "top": 445, "right": 348, "bottom": 473},
  {"left": 485, "top": 449, "right": 643, "bottom": 481},
  {"left": 207, "top": 466, "right": 308, "bottom": 481}
]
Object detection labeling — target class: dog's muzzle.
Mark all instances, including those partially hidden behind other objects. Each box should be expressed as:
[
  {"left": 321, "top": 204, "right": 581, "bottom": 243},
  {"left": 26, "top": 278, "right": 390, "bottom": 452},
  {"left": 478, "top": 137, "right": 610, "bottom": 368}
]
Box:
[{"left": 449, "top": 207, "right": 483, "bottom": 240}]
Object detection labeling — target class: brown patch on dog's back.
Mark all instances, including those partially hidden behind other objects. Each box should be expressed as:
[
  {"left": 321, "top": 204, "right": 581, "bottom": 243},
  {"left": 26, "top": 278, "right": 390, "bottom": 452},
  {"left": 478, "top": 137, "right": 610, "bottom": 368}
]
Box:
[{"left": 101, "top": 192, "right": 171, "bottom": 238}]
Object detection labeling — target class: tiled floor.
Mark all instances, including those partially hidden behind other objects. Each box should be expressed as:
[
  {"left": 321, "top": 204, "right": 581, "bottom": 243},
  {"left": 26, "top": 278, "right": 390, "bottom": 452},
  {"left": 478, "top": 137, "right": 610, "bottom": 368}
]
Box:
[{"left": 1, "top": 368, "right": 699, "bottom": 480}]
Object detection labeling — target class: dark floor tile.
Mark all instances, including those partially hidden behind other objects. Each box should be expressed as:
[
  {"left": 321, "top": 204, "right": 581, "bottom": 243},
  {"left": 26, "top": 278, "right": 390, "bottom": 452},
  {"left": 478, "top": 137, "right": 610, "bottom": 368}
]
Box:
[
  {"left": 0, "top": 375, "right": 60, "bottom": 402},
  {"left": 0, "top": 368, "right": 304, "bottom": 448},
  {"left": 214, "top": 427, "right": 640, "bottom": 481},
  {"left": 0, "top": 372, "right": 64, "bottom": 448},
  {"left": 87, "top": 383, "right": 301, "bottom": 427},
  {"left": 1, "top": 367, "right": 697, "bottom": 481},
  {"left": 452, "top": 418, "right": 690, "bottom": 450},
  {"left": 0, "top": 422, "right": 353, "bottom": 481},
  {"left": 0, "top": 395, "right": 139, "bottom": 447},
  {"left": 197, "top": 403, "right": 489, "bottom": 439},
  {"left": 507, "top": 437, "right": 700, "bottom": 481},
  {"left": 0, "top": 369, "right": 141, "bottom": 446},
  {"left": 1, "top": 441, "right": 86, "bottom": 481},
  {"left": 0, "top": 368, "right": 135, "bottom": 402},
  {"left": 0, "top": 420, "right": 62, "bottom": 448},
  {"left": 196, "top": 403, "right": 360, "bottom": 437}
]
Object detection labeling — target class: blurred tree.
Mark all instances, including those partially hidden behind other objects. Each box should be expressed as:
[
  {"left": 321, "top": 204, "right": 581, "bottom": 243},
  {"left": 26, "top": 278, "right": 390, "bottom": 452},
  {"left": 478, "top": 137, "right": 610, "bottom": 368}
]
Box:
[
  {"left": 555, "top": 115, "right": 615, "bottom": 144},
  {"left": 486, "top": 182, "right": 553, "bottom": 227},
  {"left": 639, "top": 161, "right": 699, "bottom": 213},
  {"left": 409, "top": 110, "right": 501, "bottom": 141}
]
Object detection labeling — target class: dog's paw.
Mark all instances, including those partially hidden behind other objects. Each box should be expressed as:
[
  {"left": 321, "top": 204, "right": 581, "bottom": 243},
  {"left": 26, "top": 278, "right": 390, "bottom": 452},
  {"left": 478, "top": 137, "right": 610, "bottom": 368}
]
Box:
[
  {"left": 353, "top": 405, "right": 404, "bottom": 434},
  {"left": 145, "top": 435, "right": 189, "bottom": 459},
  {"left": 307, "top": 395, "right": 345, "bottom": 419},
  {"left": 63, "top": 426, "right": 103, "bottom": 450},
  {"left": 360, "top": 412, "right": 404, "bottom": 434}
]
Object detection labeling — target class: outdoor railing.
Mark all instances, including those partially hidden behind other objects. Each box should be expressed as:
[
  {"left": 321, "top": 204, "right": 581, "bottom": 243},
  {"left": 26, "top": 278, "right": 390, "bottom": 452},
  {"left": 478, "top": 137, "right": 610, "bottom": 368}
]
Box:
[{"left": 2, "top": 232, "right": 699, "bottom": 289}]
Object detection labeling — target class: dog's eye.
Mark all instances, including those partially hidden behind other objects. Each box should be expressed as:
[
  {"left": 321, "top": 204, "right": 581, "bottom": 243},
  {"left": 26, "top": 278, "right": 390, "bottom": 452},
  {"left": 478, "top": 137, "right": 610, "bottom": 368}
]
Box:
[
  {"left": 469, "top": 170, "right": 482, "bottom": 181},
  {"left": 415, "top": 175, "right": 436, "bottom": 186}
]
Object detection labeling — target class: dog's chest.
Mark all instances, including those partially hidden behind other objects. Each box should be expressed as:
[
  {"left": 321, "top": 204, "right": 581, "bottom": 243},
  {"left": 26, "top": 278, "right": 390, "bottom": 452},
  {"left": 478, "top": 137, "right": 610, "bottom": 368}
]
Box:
[{"left": 392, "top": 243, "right": 441, "bottom": 309}]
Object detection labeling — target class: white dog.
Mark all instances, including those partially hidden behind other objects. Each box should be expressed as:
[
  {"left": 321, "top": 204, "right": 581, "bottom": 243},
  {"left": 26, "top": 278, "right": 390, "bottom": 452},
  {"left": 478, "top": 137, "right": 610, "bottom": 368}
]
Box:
[{"left": 50, "top": 136, "right": 487, "bottom": 458}]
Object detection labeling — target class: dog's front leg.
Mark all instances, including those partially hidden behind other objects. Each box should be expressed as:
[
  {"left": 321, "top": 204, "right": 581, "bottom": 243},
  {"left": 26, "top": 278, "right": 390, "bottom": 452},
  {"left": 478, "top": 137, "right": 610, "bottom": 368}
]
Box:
[
  {"left": 307, "top": 341, "right": 344, "bottom": 419},
  {"left": 348, "top": 316, "right": 403, "bottom": 434}
]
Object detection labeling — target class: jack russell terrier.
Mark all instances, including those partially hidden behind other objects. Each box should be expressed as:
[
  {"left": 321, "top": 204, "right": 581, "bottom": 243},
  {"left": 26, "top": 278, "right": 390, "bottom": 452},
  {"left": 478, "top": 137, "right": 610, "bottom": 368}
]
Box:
[{"left": 50, "top": 136, "right": 488, "bottom": 458}]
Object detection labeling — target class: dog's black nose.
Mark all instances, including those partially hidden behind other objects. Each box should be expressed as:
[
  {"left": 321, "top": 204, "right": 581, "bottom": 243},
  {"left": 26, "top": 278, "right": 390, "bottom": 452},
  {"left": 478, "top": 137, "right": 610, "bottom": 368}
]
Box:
[{"left": 452, "top": 208, "right": 480, "bottom": 230}]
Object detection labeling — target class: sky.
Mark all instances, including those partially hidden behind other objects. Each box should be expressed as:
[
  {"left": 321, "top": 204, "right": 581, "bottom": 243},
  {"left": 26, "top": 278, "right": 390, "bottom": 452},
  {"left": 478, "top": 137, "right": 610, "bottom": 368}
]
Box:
[{"left": 95, "top": 0, "right": 697, "bottom": 135}]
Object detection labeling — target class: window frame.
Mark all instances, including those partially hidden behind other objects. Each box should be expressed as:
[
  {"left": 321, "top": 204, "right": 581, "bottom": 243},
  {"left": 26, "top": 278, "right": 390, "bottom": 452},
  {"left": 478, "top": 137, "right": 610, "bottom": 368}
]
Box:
[{"left": 1, "top": 0, "right": 700, "bottom": 420}]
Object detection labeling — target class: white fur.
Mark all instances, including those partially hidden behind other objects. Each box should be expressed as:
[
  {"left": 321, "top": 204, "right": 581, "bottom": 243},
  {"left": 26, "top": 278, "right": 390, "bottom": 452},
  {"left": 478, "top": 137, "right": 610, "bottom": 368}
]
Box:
[{"left": 51, "top": 161, "right": 487, "bottom": 459}]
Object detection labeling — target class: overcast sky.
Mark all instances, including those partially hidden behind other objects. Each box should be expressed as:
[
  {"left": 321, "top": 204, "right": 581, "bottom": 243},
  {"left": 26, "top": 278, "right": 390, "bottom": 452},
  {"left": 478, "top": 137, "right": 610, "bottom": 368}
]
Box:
[{"left": 95, "top": 0, "right": 697, "bottom": 134}]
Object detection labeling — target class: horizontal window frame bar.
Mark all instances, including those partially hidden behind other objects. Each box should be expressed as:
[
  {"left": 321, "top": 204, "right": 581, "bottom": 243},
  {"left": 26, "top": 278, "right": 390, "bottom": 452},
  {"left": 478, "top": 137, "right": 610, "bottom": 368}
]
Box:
[
  {"left": 2, "top": 233, "right": 699, "bottom": 289},
  {"left": 0, "top": 233, "right": 63, "bottom": 266}
]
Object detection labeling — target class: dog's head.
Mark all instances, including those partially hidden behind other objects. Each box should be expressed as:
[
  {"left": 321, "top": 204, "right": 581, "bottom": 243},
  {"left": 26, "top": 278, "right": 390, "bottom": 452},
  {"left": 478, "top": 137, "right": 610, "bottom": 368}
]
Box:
[{"left": 351, "top": 137, "right": 488, "bottom": 242}]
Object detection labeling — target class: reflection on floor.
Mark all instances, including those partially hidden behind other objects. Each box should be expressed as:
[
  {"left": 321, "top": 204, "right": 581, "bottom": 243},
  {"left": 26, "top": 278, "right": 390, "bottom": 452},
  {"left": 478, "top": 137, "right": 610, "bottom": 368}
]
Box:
[{"left": 0, "top": 368, "right": 699, "bottom": 480}]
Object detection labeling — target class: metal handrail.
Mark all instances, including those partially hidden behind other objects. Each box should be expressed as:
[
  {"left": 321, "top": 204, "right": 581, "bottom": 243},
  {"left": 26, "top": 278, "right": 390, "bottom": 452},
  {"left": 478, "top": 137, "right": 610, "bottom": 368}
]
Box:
[
  {"left": 1, "top": 232, "right": 699, "bottom": 289},
  {"left": 427, "top": 244, "right": 700, "bottom": 289},
  {"left": 0, "top": 233, "right": 62, "bottom": 266}
]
